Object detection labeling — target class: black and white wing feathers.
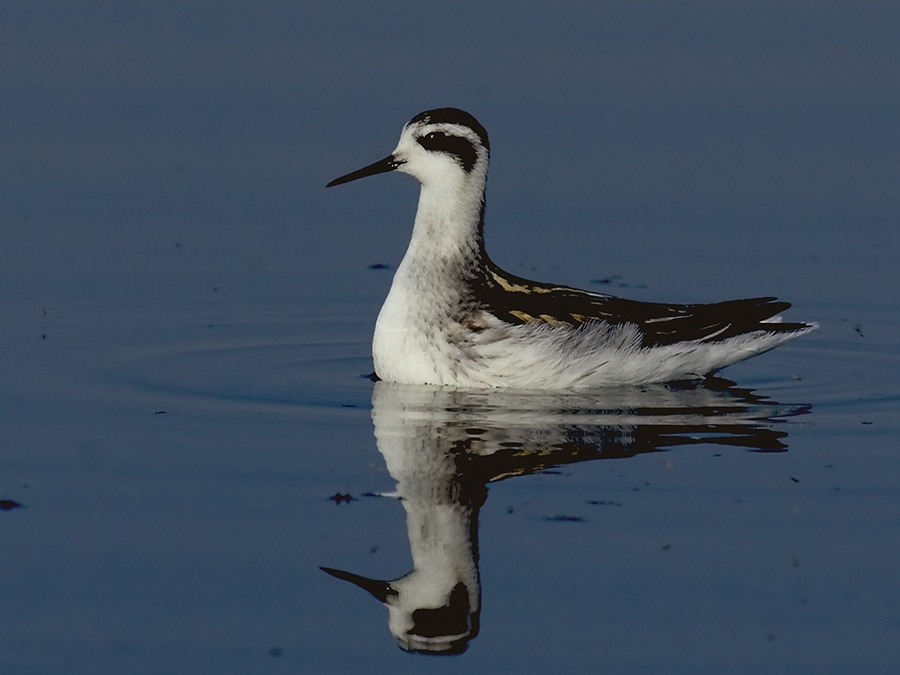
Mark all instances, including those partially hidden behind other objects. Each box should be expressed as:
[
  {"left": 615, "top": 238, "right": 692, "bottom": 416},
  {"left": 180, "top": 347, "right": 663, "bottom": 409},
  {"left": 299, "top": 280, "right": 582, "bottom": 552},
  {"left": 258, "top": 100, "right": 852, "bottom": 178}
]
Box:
[{"left": 478, "top": 267, "right": 812, "bottom": 347}]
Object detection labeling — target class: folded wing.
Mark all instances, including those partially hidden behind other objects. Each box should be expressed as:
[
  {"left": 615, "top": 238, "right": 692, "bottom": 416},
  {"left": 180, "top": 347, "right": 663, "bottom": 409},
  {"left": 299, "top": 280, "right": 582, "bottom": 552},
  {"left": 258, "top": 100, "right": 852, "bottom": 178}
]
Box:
[{"left": 479, "top": 267, "right": 812, "bottom": 347}]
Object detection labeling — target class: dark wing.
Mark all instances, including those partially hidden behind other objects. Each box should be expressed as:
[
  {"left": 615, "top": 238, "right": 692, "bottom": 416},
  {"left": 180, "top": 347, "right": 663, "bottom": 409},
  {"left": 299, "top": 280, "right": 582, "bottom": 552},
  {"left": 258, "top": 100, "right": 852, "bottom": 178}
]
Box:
[{"left": 477, "top": 267, "right": 812, "bottom": 348}]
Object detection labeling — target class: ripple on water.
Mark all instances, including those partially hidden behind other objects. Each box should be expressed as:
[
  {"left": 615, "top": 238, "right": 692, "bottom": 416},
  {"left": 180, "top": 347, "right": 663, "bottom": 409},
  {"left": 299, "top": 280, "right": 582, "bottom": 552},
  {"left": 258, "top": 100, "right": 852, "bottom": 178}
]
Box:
[
  {"left": 728, "top": 321, "right": 900, "bottom": 432},
  {"left": 103, "top": 300, "right": 376, "bottom": 417},
  {"left": 101, "top": 299, "right": 899, "bottom": 429}
]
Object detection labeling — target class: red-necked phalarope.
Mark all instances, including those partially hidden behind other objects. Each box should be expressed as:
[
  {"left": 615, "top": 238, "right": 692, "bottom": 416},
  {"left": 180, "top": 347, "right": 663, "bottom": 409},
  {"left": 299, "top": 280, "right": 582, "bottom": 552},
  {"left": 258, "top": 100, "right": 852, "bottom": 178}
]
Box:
[{"left": 327, "top": 108, "right": 817, "bottom": 388}]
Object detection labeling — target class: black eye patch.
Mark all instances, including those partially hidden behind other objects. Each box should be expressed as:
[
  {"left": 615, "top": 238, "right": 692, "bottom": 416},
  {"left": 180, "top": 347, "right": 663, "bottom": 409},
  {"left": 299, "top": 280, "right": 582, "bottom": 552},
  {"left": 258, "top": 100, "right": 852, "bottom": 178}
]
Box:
[
  {"left": 409, "top": 583, "right": 471, "bottom": 639},
  {"left": 417, "top": 131, "right": 479, "bottom": 173}
]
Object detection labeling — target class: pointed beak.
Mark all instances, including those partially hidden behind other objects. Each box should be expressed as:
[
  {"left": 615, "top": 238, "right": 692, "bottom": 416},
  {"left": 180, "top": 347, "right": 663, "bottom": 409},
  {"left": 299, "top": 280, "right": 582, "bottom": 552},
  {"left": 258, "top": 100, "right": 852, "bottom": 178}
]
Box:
[
  {"left": 320, "top": 566, "right": 397, "bottom": 603},
  {"left": 326, "top": 155, "right": 403, "bottom": 187}
]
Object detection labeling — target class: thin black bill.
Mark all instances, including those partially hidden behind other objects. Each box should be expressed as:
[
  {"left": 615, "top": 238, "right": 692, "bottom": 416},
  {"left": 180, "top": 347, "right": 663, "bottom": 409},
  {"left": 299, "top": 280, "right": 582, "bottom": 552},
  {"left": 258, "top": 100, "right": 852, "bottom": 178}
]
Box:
[
  {"left": 320, "top": 566, "right": 396, "bottom": 603},
  {"left": 326, "top": 155, "right": 402, "bottom": 187}
]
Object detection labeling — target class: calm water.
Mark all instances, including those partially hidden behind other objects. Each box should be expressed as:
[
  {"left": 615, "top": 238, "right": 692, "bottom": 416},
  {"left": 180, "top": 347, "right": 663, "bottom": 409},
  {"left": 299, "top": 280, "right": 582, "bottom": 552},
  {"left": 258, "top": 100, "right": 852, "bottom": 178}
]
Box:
[{"left": 2, "top": 3, "right": 899, "bottom": 674}]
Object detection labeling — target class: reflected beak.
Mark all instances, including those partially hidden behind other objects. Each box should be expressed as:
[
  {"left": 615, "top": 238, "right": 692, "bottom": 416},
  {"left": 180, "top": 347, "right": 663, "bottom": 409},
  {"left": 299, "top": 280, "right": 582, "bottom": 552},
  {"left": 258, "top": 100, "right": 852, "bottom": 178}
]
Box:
[
  {"left": 320, "top": 566, "right": 397, "bottom": 603},
  {"left": 326, "top": 155, "right": 403, "bottom": 187}
]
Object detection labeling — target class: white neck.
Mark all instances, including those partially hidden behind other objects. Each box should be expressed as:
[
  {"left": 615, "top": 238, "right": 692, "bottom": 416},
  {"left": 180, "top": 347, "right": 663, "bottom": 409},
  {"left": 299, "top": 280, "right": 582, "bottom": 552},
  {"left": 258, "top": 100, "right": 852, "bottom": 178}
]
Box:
[
  {"left": 400, "top": 174, "right": 487, "bottom": 278},
  {"left": 372, "top": 158, "right": 489, "bottom": 384}
]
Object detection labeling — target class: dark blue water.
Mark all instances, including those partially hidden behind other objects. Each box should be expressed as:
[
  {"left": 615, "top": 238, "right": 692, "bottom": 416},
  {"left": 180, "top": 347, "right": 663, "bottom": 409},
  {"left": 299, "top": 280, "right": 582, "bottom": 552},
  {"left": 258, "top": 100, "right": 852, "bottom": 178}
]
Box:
[{"left": 2, "top": 3, "right": 899, "bottom": 673}]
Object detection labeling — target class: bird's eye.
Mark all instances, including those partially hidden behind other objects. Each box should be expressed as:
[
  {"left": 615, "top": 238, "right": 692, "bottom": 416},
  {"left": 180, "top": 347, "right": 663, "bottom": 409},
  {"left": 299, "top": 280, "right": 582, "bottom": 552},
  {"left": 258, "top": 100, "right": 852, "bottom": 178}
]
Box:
[{"left": 416, "top": 130, "right": 479, "bottom": 172}]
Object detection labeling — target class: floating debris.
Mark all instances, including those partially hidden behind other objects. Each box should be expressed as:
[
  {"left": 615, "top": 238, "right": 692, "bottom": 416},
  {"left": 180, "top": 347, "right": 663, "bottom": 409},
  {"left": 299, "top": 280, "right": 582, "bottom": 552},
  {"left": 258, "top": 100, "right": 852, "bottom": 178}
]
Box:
[{"left": 543, "top": 515, "right": 584, "bottom": 522}]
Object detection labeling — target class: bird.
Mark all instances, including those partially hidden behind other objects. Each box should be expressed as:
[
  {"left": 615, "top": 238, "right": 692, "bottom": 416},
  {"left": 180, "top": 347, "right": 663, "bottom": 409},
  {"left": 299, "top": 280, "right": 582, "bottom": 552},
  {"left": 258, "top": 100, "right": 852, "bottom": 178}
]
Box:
[{"left": 326, "top": 107, "right": 816, "bottom": 389}]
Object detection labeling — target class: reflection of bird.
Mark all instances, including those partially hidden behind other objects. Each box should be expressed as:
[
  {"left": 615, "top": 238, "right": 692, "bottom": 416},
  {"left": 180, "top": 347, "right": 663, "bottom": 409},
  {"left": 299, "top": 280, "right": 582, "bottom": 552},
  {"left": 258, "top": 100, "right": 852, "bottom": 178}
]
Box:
[
  {"left": 323, "top": 385, "right": 486, "bottom": 655},
  {"left": 320, "top": 380, "right": 809, "bottom": 654},
  {"left": 320, "top": 565, "right": 479, "bottom": 656},
  {"left": 327, "top": 108, "right": 817, "bottom": 388}
]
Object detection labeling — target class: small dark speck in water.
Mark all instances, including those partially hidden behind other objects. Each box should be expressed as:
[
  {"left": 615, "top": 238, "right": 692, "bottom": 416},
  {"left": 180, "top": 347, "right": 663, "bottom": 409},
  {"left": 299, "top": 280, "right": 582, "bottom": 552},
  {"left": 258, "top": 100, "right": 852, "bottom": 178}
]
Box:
[
  {"left": 174, "top": 242, "right": 182, "bottom": 248},
  {"left": 544, "top": 515, "right": 584, "bottom": 522},
  {"left": 369, "top": 546, "right": 378, "bottom": 555},
  {"left": 792, "top": 557, "right": 801, "bottom": 568},
  {"left": 790, "top": 476, "right": 800, "bottom": 483},
  {"left": 590, "top": 278, "right": 612, "bottom": 285},
  {"left": 41, "top": 334, "right": 47, "bottom": 339},
  {"left": 368, "top": 263, "right": 391, "bottom": 270},
  {"left": 269, "top": 647, "right": 283, "bottom": 657},
  {"left": 212, "top": 287, "right": 218, "bottom": 292},
  {"left": 0, "top": 500, "right": 23, "bottom": 511},
  {"left": 153, "top": 410, "right": 167, "bottom": 415},
  {"left": 862, "top": 421, "right": 873, "bottom": 425},
  {"left": 507, "top": 506, "right": 515, "bottom": 514},
  {"left": 854, "top": 324, "right": 864, "bottom": 337},
  {"left": 587, "top": 500, "right": 623, "bottom": 507},
  {"left": 340, "top": 404, "right": 358, "bottom": 408},
  {"left": 661, "top": 543, "right": 673, "bottom": 551},
  {"left": 767, "top": 633, "right": 777, "bottom": 642},
  {"left": 330, "top": 493, "right": 353, "bottom": 504}
]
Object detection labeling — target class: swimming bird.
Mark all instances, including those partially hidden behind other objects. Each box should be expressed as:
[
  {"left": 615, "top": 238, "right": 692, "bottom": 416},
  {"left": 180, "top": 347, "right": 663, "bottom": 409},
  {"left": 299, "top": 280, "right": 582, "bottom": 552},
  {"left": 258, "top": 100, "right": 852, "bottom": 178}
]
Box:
[{"left": 327, "top": 108, "right": 816, "bottom": 388}]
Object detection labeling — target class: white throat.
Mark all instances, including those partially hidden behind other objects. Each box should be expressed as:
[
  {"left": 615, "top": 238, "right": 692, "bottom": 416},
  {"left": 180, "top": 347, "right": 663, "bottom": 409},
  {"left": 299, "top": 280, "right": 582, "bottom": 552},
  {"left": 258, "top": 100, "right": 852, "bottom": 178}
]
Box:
[{"left": 372, "top": 165, "right": 488, "bottom": 384}]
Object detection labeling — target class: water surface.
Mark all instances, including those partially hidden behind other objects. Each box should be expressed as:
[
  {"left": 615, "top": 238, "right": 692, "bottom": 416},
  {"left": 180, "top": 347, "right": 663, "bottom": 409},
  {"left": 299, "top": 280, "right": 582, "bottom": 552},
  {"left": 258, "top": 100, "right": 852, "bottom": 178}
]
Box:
[{"left": 2, "top": 2, "right": 899, "bottom": 673}]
